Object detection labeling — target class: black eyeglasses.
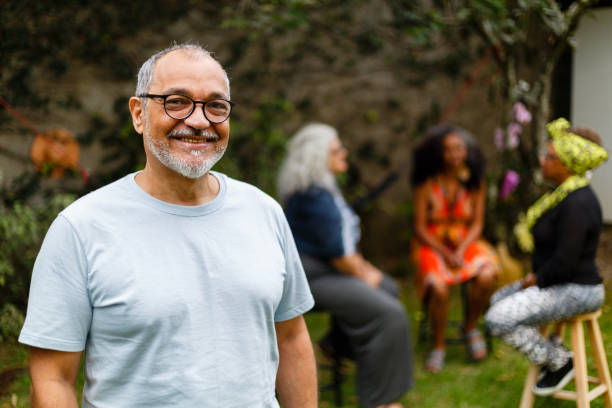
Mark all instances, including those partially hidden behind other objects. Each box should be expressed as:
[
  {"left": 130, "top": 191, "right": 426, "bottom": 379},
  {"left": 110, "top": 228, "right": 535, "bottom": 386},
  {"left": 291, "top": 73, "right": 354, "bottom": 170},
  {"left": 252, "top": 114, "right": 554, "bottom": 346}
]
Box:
[{"left": 138, "top": 94, "right": 235, "bottom": 123}]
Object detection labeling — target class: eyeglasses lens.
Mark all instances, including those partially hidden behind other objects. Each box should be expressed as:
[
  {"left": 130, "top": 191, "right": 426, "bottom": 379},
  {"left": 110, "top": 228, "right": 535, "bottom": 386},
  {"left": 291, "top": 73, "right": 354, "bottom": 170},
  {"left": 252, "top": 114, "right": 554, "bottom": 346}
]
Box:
[
  {"left": 164, "top": 95, "right": 193, "bottom": 118},
  {"left": 205, "top": 100, "right": 231, "bottom": 122},
  {"left": 164, "top": 94, "right": 231, "bottom": 122}
]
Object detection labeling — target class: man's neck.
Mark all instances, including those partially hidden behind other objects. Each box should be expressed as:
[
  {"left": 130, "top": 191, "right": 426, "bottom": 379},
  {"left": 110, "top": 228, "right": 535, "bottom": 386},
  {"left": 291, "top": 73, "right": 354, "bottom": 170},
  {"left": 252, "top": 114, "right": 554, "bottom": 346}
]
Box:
[{"left": 135, "top": 164, "right": 220, "bottom": 206}]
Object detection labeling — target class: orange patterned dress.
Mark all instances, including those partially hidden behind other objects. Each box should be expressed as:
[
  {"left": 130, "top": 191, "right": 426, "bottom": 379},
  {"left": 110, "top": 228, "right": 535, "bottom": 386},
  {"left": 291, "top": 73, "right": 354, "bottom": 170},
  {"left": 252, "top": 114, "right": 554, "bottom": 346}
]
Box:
[{"left": 412, "top": 179, "right": 498, "bottom": 299}]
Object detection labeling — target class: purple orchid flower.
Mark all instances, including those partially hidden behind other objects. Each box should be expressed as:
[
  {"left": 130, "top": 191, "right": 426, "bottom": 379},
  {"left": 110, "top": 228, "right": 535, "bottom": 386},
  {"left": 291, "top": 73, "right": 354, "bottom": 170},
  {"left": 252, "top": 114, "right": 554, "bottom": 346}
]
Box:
[
  {"left": 513, "top": 102, "right": 532, "bottom": 124},
  {"left": 507, "top": 122, "right": 521, "bottom": 149},
  {"left": 500, "top": 170, "right": 520, "bottom": 200}
]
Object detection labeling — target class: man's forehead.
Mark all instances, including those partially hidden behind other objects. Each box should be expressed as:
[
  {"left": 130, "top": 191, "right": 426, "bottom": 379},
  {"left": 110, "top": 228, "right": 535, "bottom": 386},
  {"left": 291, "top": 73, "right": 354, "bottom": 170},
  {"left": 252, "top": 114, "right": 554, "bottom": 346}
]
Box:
[
  {"left": 151, "top": 50, "right": 227, "bottom": 93},
  {"left": 157, "top": 49, "right": 213, "bottom": 65}
]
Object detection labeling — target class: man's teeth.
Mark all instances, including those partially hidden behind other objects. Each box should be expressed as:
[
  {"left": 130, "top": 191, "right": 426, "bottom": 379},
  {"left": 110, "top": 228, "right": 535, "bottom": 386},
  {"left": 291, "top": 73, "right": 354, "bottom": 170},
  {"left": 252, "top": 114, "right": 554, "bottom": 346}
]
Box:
[{"left": 179, "top": 137, "right": 214, "bottom": 143}]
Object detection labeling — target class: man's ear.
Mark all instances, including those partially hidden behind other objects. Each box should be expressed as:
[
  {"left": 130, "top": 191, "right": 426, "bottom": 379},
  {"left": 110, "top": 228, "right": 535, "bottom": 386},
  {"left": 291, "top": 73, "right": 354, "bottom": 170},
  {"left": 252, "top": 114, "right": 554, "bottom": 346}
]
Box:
[{"left": 129, "top": 97, "right": 145, "bottom": 134}]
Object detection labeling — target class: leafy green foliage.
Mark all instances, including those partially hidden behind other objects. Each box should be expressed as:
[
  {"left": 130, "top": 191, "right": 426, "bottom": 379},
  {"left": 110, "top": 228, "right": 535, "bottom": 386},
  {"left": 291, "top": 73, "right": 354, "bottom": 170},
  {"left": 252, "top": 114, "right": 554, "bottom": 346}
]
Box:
[
  {"left": 79, "top": 97, "right": 147, "bottom": 191},
  {"left": 226, "top": 96, "right": 294, "bottom": 196},
  {"left": 0, "top": 1, "right": 189, "bottom": 113},
  {"left": 0, "top": 304, "right": 25, "bottom": 343},
  {"left": 221, "top": 0, "right": 314, "bottom": 33},
  {"left": 0, "top": 194, "right": 75, "bottom": 316}
]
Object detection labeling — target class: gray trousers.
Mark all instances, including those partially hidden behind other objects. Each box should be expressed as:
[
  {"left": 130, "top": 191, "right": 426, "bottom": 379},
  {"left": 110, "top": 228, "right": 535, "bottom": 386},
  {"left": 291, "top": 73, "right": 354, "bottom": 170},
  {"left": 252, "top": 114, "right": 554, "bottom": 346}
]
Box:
[
  {"left": 485, "top": 281, "right": 604, "bottom": 370},
  {"left": 301, "top": 254, "right": 413, "bottom": 408}
]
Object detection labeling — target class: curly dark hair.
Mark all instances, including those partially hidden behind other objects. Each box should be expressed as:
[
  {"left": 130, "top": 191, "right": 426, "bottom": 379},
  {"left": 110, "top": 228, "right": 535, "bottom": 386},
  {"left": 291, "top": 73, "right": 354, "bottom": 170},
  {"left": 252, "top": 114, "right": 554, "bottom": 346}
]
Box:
[{"left": 410, "top": 124, "right": 485, "bottom": 191}]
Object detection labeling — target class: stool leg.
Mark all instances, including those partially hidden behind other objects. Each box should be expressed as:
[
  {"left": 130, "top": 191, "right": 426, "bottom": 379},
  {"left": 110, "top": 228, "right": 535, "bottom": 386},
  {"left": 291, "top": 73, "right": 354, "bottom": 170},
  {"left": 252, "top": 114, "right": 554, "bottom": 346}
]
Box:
[
  {"left": 587, "top": 318, "right": 612, "bottom": 408},
  {"left": 570, "top": 320, "right": 589, "bottom": 408},
  {"left": 519, "top": 323, "right": 553, "bottom": 407},
  {"left": 519, "top": 364, "right": 540, "bottom": 408}
]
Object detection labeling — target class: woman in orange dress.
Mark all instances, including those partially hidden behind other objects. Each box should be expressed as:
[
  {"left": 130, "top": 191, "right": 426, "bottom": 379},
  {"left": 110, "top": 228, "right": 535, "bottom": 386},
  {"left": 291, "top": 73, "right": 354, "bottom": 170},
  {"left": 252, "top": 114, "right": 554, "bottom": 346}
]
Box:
[{"left": 411, "top": 124, "right": 499, "bottom": 372}]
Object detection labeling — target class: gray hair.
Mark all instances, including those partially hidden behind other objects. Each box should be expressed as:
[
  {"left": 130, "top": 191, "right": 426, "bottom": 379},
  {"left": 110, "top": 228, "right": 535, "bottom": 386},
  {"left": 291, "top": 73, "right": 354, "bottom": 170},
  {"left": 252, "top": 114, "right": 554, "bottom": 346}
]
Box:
[
  {"left": 135, "top": 42, "right": 231, "bottom": 109},
  {"left": 277, "top": 123, "right": 339, "bottom": 203}
]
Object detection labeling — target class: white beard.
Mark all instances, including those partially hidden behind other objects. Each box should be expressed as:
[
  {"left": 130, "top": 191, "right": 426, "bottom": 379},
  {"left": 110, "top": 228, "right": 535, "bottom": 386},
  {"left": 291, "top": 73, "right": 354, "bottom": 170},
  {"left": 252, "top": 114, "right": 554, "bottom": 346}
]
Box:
[{"left": 143, "top": 123, "right": 226, "bottom": 179}]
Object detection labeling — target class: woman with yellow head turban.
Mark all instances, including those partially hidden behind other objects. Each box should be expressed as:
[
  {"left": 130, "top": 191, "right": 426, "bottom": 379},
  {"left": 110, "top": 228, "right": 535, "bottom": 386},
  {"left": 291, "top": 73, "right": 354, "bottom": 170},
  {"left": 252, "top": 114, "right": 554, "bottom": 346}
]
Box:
[{"left": 486, "top": 118, "right": 608, "bottom": 396}]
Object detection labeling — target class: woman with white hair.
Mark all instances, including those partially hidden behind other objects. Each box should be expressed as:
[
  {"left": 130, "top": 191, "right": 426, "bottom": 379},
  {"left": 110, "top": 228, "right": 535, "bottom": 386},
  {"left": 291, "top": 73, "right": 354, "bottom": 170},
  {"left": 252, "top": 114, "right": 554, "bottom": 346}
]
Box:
[{"left": 278, "top": 123, "right": 413, "bottom": 408}]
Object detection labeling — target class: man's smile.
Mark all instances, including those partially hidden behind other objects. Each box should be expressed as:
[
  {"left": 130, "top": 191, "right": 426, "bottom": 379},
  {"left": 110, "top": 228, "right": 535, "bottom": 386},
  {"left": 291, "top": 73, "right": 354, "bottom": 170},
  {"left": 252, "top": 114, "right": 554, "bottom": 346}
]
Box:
[{"left": 167, "top": 129, "right": 220, "bottom": 145}]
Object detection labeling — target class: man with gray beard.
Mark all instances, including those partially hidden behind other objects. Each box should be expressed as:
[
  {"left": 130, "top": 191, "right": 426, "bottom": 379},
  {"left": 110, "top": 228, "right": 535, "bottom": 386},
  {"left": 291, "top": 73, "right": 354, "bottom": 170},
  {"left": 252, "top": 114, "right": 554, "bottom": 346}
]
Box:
[{"left": 19, "top": 43, "right": 317, "bottom": 408}]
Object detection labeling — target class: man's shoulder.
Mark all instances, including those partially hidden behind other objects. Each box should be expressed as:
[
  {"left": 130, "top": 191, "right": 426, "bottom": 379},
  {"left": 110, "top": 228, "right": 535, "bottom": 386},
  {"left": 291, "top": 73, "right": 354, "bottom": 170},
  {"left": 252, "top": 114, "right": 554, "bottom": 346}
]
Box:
[
  {"left": 220, "top": 172, "right": 281, "bottom": 209},
  {"left": 61, "top": 173, "right": 135, "bottom": 221}
]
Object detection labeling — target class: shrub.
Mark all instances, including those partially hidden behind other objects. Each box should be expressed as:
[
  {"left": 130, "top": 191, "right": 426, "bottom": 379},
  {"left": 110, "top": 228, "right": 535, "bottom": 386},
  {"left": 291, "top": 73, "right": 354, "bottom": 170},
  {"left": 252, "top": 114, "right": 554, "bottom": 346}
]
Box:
[
  {"left": 0, "top": 303, "right": 25, "bottom": 343},
  {"left": 0, "top": 194, "right": 75, "bottom": 316}
]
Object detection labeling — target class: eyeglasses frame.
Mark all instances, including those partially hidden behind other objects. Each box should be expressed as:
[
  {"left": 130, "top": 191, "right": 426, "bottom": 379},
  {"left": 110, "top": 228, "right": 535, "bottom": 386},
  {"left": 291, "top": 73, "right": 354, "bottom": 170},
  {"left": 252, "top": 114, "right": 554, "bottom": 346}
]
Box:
[{"left": 138, "top": 93, "right": 235, "bottom": 124}]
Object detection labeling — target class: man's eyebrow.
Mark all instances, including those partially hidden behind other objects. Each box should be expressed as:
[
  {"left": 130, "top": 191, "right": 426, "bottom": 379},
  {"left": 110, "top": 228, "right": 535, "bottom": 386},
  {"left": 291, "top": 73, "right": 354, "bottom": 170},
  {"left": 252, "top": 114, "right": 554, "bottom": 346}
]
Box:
[{"left": 163, "top": 88, "right": 229, "bottom": 99}]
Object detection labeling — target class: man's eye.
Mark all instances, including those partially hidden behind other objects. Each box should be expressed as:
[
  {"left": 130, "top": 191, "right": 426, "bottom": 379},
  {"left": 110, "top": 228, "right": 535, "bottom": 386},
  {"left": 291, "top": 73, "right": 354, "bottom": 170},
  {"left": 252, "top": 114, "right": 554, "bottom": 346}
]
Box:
[
  {"left": 207, "top": 101, "right": 229, "bottom": 112},
  {"left": 166, "top": 98, "right": 190, "bottom": 106}
]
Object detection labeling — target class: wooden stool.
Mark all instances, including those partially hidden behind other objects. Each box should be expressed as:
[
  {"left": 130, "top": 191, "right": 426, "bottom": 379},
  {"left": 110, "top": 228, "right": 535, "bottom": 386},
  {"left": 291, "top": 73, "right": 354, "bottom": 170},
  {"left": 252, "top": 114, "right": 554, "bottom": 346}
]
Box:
[{"left": 520, "top": 309, "right": 612, "bottom": 408}]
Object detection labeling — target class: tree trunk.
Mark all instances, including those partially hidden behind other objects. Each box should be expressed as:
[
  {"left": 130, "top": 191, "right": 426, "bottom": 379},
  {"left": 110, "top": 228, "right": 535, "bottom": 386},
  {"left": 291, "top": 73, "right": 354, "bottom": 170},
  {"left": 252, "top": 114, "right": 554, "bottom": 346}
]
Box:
[{"left": 535, "top": 71, "right": 553, "bottom": 157}]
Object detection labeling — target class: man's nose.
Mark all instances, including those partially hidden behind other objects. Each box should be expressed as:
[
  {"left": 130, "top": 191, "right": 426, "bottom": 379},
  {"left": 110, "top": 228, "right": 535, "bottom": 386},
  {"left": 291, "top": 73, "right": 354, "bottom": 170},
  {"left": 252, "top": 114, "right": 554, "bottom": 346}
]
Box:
[{"left": 183, "top": 104, "right": 211, "bottom": 129}]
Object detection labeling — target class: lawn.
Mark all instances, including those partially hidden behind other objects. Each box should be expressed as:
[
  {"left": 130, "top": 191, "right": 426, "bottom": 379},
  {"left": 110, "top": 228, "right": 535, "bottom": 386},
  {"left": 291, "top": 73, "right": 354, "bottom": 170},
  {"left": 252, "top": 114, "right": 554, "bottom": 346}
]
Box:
[
  {"left": 310, "top": 278, "right": 612, "bottom": 408},
  {"left": 1, "top": 278, "right": 611, "bottom": 408}
]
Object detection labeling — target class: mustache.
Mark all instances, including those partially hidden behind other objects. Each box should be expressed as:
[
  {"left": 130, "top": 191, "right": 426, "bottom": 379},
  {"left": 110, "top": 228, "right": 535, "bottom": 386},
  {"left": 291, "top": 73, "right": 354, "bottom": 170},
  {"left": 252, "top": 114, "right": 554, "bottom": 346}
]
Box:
[{"left": 167, "top": 128, "right": 219, "bottom": 141}]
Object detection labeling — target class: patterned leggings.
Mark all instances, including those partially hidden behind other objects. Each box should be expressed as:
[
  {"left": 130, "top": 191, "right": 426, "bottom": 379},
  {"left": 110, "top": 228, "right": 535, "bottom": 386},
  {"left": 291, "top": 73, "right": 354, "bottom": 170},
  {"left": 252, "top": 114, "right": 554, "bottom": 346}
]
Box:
[{"left": 485, "top": 281, "right": 604, "bottom": 370}]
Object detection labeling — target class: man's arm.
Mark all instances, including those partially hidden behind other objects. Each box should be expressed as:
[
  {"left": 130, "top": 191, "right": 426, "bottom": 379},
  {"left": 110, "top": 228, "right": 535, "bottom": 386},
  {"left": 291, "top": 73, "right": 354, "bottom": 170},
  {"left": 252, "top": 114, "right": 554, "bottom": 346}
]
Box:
[
  {"left": 275, "top": 315, "right": 317, "bottom": 408},
  {"left": 29, "top": 347, "right": 81, "bottom": 408}
]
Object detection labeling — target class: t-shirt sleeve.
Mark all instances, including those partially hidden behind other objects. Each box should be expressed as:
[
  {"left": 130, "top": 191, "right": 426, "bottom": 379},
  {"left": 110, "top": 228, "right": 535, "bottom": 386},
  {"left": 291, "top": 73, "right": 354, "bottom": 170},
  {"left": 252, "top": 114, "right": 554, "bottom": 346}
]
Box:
[
  {"left": 274, "top": 210, "right": 315, "bottom": 322},
  {"left": 19, "top": 214, "right": 92, "bottom": 352}
]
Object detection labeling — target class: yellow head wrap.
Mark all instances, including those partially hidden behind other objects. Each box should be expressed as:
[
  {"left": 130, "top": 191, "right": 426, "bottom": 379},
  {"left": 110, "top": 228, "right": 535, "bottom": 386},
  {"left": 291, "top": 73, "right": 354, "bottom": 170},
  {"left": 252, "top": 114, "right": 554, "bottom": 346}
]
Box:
[{"left": 547, "top": 118, "right": 608, "bottom": 175}]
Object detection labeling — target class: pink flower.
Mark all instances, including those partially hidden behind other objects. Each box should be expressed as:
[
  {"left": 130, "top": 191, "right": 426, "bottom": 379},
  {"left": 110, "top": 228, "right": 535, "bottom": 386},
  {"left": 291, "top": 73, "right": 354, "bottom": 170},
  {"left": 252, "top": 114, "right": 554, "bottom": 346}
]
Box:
[
  {"left": 513, "top": 102, "right": 532, "bottom": 124},
  {"left": 500, "top": 170, "right": 520, "bottom": 200},
  {"left": 494, "top": 128, "right": 505, "bottom": 151},
  {"left": 507, "top": 122, "right": 521, "bottom": 149}
]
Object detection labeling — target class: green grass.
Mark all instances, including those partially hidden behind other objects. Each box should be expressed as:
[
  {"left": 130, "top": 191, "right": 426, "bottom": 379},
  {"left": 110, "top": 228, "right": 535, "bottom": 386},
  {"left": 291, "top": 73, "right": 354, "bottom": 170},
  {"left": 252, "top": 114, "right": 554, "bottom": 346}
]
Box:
[
  {"left": 0, "top": 343, "right": 29, "bottom": 408},
  {"left": 1, "top": 279, "right": 611, "bottom": 407},
  {"left": 309, "top": 279, "right": 612, "bottom": 408}
]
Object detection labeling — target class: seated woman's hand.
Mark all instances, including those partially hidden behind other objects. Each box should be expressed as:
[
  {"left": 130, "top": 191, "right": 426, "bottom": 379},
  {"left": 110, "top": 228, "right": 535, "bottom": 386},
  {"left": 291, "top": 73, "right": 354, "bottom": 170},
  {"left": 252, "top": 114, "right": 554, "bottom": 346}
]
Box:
[
  {"left": 331, "top": 254, "right": 383, "bottom": 287},
  {"left": 441, "top": 247, "right": 463, "bottom": 269},
  {"left": 452, "top": 248, "right": 466, "bottom": 268},
  {"left": 362, "top": 264, "right": 383, "bottom": 288},
  {"left": 521, "top": 272, "right": 537, "bottom": 289}
]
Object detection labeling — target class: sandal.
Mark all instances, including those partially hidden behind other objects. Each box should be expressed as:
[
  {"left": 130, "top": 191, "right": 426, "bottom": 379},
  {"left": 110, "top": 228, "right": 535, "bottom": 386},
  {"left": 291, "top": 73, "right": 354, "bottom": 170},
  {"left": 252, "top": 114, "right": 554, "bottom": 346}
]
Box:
[
  {"left": 425, "top": 349, "right": 445, "bottom": 373},
  {"left": 465, "top": 328, "right": 487, "bottom": 361}
]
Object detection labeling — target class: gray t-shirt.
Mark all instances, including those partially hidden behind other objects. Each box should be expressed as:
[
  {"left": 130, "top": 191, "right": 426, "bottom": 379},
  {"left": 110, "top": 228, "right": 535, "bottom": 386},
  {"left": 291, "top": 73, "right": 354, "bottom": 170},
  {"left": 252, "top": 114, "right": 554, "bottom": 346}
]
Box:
[{"left": 19, "top": 172, "right": 314, "bottom": 408}]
